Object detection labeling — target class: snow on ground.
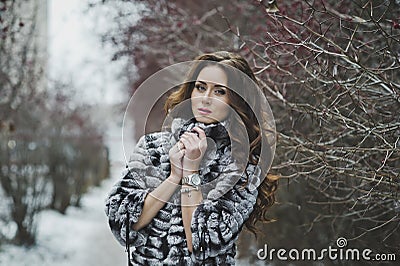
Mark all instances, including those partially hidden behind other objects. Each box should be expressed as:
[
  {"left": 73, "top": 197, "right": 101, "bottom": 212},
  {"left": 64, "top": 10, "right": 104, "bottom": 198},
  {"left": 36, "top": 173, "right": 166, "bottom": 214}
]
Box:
[
  {"left": 0, "top": 178, "right": 127, "bottom": 266},
  {"left": 0, "top": 178, "right": 264, "bottom": 266},
  {"left": 0, "top": 110, "right": 131, "bottom": 266},
  {"left": 0, "top": 108, "right": 266, "bottom": 266}
]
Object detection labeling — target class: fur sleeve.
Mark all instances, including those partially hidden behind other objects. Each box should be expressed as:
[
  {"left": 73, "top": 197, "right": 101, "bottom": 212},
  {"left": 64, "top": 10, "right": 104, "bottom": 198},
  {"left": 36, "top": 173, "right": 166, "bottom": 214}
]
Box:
[
  {"left": 190, "top": 164, "right": 261, "bottom": 260},
  {"left": 105, "top": 133, "right": 171, "bottom": 247}
]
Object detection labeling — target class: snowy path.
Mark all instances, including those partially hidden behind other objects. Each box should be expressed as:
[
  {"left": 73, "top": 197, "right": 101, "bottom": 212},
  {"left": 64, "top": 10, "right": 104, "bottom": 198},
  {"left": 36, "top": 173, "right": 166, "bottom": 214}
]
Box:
[
  {"left": 0, "top": 172, "right": 128, "bottom": 266},
  {"left": 0, "top": 111, "right": 132, "bottom": 266}
]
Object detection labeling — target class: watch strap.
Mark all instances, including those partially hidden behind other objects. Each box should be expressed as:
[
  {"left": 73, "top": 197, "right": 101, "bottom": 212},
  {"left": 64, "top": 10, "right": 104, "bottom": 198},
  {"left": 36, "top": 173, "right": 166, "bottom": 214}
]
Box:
[{"left": 182, "top": 173, "right": 200, "bottom": 186}]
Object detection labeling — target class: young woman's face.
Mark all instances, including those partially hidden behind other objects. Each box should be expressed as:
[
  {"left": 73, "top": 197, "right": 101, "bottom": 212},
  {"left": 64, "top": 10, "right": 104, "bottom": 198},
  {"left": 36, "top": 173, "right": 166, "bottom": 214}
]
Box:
[{"left": 191, "top": 65, "right": 230, "bottom": 124}]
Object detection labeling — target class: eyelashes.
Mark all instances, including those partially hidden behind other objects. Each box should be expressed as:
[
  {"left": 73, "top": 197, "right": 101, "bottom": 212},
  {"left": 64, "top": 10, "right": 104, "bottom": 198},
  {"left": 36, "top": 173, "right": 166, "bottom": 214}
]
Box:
[
  {"left": 194, "top": 84, "right": 206, "bottom": 92},
  {"left": 215, "top": 89, "right": 226, "bottom": 95},
  {"left": 194, "top": 83, "right": 227, "bottom": 96}
]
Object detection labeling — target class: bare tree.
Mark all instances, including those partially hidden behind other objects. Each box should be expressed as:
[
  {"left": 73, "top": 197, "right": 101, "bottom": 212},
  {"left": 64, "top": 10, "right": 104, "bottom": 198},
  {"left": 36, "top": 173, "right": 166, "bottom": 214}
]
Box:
[
  {"left": 245, "top": 0, "right": 400, "bottom": 256},
  {"left": 97, "top": 0, "right": 400, "bottom": 261},
  {"left": 0, "top": 0, "right": 49, "bottom": 246},
  {"left": 46, "top": 87, "right": 110, "bottom": 213},
  {"left": 0, "top": 0, "right": 110, "bottom": 246}
]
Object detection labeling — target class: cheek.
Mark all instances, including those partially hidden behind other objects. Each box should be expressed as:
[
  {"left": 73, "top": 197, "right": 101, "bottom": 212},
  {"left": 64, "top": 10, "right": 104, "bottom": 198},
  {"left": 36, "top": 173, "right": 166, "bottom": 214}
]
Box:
[
  {"left": 190, "top": 91, "right": 198, "bottom": 104},
  {"left": 216, "top": 99, "right": 230, "bottom": 114},
  {"left": 190, "top": 95, "right": 199, "bottom": 106}
]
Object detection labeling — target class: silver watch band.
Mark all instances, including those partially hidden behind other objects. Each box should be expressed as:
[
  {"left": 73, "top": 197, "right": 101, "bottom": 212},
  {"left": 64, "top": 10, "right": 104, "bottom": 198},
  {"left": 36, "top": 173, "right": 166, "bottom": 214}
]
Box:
[
  {"left": 182, "top": 173, "right": 201, "bottom": 187},
  {"left": 181, "top": 187, "right": 199, "bottom": 193},
  {"left": 181, "top": 186, "right": 199, "bottom": 198}
]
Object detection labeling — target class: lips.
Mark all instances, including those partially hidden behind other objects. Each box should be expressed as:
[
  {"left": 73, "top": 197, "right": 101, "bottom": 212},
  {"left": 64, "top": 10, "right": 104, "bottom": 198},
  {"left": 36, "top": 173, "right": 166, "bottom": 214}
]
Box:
[{"left": 198, "top": 108, "right": 212, "bottom": 115}]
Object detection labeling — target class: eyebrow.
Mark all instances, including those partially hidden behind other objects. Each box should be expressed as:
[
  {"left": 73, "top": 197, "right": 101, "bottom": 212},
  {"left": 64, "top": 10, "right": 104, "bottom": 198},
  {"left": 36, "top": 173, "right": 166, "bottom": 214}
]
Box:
[{"left": 196, "top": 80, "right": 229, "bottom": 90}]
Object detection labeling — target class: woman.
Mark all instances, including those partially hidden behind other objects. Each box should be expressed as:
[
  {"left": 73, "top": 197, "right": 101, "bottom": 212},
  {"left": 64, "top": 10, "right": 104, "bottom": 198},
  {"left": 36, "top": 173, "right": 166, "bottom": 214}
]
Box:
[{"left": 105, "top": 51, "right": 278, "bottom": 265}]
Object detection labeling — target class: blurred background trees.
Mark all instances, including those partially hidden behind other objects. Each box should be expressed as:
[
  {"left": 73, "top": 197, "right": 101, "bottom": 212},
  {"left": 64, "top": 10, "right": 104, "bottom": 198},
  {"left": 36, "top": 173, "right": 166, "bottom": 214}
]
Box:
[
  {"left": 97, "top": 0, "right": 400, "bottom": 264},
  {"left": 0, "top": 0, "right": 109, "bottom": 246},
  {"left": 2, "top": 0, "right": 398, "bottom": 262}
]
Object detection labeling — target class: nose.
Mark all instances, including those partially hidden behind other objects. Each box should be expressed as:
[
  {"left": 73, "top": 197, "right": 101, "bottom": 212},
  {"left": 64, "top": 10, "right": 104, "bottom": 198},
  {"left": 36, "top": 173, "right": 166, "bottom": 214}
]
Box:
[{"left": 201, "top": 88, "right": 212, "bottom": 104}]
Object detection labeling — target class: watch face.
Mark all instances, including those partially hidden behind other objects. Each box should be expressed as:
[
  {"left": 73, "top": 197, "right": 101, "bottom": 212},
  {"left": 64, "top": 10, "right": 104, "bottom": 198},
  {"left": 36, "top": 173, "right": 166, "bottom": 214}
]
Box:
[{"left": 191, "top": 174, "right": 201, "bottom": 186}]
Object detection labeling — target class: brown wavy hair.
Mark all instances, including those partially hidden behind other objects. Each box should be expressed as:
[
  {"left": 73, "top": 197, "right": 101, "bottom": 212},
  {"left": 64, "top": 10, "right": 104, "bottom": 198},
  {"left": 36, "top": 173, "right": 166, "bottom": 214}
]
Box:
[{"left": 164, "top": 51, "right": 279, "bottom": 235}]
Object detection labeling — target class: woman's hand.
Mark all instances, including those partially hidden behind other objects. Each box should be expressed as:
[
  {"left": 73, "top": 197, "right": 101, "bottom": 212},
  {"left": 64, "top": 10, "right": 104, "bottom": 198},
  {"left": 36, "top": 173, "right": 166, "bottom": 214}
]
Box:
[
  {"left": 169, "top": 141, "right": 185, "bottom": 182},
  {"left": 179, "top": 127, "right": 207, "bottom": 173}
]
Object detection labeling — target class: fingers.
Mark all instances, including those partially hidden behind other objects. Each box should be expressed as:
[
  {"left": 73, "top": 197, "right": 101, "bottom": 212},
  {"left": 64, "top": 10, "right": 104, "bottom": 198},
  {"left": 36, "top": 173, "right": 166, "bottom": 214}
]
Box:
[
  {"left": 177, "top": 142, "right": 185, "bottom": 156},
  {"left": 169, "top": 144, "right": 184, "bottom": 167},
  {"left": 188, "top": 128, "right": 207, "bottom": 152},
  {"left": 170, "top": 141, "right": 185, "bottom": 157},
  {"left": 181, "top": 127, "right": 204, "bottom": 143},
  {"left": 179, "top": 136, "right": 191, "bottom": 150},
  {"left": 181, "top": 127, "right": 208, "bottom": 150},
  {"left": 177, "top": 140, "right": 185, "bottom": 151},
  {"left": 181, "top": 132, "right": 197, "bottom": 143},
  {"left": 191, "top": 127, "right": 206, "bottom": 139}
]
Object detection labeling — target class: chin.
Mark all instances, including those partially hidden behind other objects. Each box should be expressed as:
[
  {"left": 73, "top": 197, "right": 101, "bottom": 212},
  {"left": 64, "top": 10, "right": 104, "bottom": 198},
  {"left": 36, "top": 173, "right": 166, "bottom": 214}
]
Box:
[{"left": 194, "top": 116, "right": 218, "bottom": 124}]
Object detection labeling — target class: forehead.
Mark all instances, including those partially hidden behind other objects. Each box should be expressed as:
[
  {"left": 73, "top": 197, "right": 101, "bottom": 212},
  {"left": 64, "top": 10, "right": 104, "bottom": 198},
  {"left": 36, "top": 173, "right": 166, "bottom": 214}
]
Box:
[{"left": 196, "top": 65, "right": 228, "bottom": 87}]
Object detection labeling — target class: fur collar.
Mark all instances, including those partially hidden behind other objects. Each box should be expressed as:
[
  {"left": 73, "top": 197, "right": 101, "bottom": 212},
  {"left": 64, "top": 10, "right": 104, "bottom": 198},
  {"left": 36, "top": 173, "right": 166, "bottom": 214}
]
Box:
[{"left": 171, "top": 117, "right": 230, "bottom": 144}]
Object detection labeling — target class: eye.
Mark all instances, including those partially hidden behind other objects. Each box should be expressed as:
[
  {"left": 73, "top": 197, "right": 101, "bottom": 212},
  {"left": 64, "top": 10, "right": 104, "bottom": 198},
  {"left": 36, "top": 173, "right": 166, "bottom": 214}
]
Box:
[
  {"left": 195, "top": 83, "right": 207, "bottom": 92},
  {"left": 214, "top": 88, "right": 226, "bottom": 96}
]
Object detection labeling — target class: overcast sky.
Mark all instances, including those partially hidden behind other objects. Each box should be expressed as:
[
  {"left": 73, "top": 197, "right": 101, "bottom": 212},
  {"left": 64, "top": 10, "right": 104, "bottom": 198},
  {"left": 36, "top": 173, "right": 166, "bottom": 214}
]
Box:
[{"left": 48, "top": 0, "right": 128, "bottom": 106}]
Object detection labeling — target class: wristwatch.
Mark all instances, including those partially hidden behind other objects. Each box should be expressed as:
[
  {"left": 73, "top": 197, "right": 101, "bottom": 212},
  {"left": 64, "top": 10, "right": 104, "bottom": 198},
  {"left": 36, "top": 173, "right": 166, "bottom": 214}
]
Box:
[{"left": 182, "top": 173, "right": 201, "bottom": 187}]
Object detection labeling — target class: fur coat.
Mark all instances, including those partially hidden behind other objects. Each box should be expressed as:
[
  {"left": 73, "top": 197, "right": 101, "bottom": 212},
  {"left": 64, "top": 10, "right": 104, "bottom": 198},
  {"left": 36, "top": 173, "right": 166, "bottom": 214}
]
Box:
[{"left": 105, "top": 118, "right": 261, "bottom": 265}]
